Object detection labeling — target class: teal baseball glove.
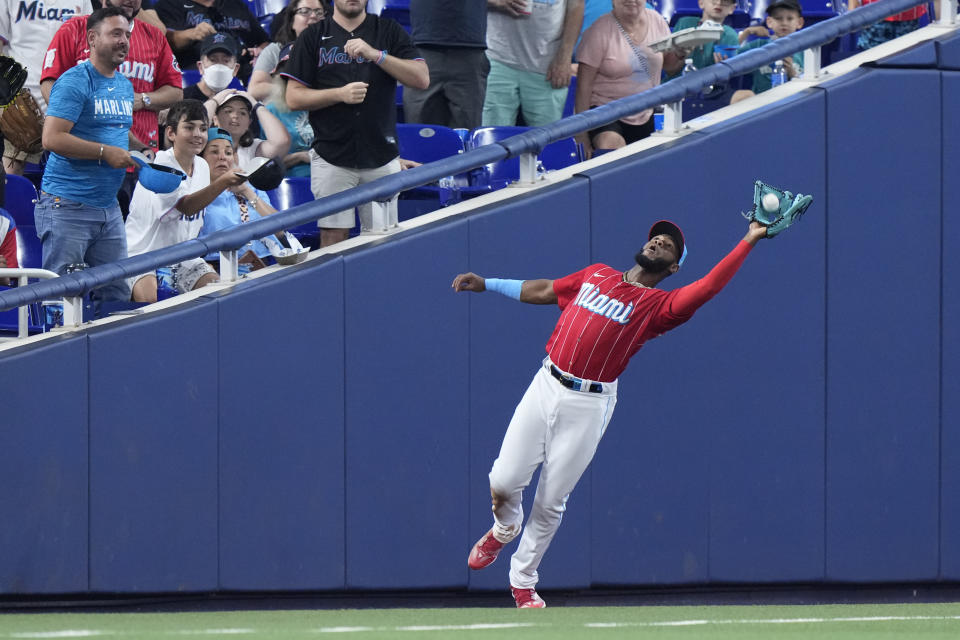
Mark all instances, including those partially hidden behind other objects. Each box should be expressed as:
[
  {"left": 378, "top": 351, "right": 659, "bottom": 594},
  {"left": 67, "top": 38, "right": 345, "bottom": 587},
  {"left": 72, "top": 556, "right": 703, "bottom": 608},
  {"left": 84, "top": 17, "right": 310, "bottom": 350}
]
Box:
[{"left": 744, "top": 180, "right": 813, "bottom": 238}]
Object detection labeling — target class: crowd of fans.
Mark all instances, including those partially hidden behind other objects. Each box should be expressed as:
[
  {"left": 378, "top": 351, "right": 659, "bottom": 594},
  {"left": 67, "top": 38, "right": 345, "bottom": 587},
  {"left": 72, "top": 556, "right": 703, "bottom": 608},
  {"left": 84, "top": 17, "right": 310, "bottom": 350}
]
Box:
[{"left": 0, "top": 0, "right": 934, "bottom": 308}]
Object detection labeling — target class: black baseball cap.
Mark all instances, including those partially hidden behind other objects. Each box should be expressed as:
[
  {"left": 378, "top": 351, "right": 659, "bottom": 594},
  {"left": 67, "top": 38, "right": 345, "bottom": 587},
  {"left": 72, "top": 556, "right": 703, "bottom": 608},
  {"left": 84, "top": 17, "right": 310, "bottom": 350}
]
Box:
[
  {"left": 766, "top": 0, "right": 803, "bottom": 14},
  {"left": 649, "top": 220, "right": 687, "bottom": 266},
  {"left": 200, "top": 32, "right": 240, "bottom": 59}
]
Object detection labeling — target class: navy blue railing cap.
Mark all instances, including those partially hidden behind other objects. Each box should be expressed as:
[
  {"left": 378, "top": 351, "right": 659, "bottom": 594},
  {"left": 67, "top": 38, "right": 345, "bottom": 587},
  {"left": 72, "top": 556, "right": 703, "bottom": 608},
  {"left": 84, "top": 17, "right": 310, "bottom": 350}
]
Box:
[{"left": 0, "top": 0, "right": 934, "bottom": 313}]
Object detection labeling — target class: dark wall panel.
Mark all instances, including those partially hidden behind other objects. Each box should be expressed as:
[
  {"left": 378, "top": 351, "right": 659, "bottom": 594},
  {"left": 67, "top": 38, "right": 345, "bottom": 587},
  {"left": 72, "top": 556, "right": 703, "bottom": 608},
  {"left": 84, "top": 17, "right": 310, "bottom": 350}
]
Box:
[
  {"left": 218, "top": 260, "right": 346, "bottom": 590},
  {"left": 87, "top": 302, "right": 220, "bottom": 591},
  {"left": 585, "top": 91, "right": 827, "bottom": 584},
  {"left": 343, "top": 224, "right": 471, "bottom": 588},
  {"left": 824, "top": 69, "right": 941, "bottom": 581},
  {"left": 940, "top": 70, "right": 960, "bottom": 579},
  {"left": 464, "top": 180, "right": 593, "bottom": 590},
  {"left": 0, "top": 337, "right": 89, "bottom": 593}
]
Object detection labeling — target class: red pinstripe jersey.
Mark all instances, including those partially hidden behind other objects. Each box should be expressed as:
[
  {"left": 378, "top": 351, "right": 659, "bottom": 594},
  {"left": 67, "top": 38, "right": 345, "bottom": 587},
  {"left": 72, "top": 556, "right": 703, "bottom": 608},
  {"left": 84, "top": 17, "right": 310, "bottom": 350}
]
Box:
[
  {"left": 42, "top": 16, "right": 182, "bottom": 149},
  {"left": 547, "top": 264, "right": 694, "bottom": 382}
]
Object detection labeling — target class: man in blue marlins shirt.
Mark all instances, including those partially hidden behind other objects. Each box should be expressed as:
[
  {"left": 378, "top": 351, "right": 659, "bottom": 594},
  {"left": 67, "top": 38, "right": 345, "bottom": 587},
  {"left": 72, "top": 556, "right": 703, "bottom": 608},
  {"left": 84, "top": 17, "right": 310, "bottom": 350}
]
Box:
[
  {"left": 39, "top": 5, "right": 139, "bottom": 301},
  {"left": 283, "top": 0, "right": 429, "bottom": 248}
]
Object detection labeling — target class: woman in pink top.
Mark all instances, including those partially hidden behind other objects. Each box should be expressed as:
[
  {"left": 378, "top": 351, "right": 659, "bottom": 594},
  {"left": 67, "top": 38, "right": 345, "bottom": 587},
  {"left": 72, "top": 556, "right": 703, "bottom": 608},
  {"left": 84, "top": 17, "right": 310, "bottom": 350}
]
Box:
[{"left": 574, "top": 0, "right": 684, "bottom": 157}]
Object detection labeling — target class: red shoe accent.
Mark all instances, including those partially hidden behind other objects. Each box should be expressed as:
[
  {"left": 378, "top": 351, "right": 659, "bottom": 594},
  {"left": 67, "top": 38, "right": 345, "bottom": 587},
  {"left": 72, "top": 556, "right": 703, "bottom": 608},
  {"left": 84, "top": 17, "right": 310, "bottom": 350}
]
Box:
[
  {"left": 467, "top": 529, "right": 504, "bottom": 570},
  {"left": 511, "top": 586, "right": 546, "bottom": 609}
]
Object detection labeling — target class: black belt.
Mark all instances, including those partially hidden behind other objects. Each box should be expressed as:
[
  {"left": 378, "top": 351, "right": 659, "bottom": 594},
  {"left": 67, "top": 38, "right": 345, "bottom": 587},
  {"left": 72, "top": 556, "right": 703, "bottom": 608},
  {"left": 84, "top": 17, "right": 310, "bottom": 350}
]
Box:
[{"left": 549, "top": 364, "right": 603, "bottom": 393}]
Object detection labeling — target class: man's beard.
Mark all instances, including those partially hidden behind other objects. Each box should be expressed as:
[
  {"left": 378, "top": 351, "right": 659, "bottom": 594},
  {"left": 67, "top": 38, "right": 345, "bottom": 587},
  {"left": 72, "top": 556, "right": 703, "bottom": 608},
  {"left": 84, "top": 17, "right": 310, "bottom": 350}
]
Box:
[{"left": 634, "top": 251, "right": 672, "bottom": 274}]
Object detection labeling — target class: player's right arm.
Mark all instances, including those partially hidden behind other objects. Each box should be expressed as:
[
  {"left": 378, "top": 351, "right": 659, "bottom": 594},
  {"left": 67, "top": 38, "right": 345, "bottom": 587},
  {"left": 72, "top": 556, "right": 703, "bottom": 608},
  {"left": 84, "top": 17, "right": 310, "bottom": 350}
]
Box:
[{"left": 452, "top": 272, "right": 557, "bottom": 305}]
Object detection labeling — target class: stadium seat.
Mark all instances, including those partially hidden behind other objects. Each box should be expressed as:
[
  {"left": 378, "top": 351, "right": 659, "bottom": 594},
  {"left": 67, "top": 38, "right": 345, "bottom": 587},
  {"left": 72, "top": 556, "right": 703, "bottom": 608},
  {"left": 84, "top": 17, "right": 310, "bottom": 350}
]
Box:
[
  {"left": 267, "top": 177, "right": 319, "bottom": 248},
  {"left": 395, "top": 123, "right": 472, "bottom": 208},
  {"left": 245, "top": 0, "right": 265, "bottom": 18},
  {"left": 801, "top": 0, "right": 840, "bottom": 18},
  {"left": 261, "top": 0, "right": 287, "bottom": 15},
  {"left": 259, "top": 13, "right": 275, "bottom": 34},
  {"left": 380, "top": 0, "right": 411, "bottom": 29}
]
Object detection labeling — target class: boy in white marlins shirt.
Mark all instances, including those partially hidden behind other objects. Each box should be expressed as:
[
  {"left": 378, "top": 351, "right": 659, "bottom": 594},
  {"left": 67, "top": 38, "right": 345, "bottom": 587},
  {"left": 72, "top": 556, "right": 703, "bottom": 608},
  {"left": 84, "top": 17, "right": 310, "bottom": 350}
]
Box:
[{"left": 125, "top": 98, "right": 246, "bottom": 303}]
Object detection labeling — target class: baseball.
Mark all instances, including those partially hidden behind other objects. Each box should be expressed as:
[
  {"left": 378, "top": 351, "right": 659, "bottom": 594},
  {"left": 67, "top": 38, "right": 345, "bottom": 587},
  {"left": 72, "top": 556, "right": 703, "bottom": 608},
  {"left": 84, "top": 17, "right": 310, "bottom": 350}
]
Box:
[{"left": 762, "top": 193, "right": 780, "bottom": 212}]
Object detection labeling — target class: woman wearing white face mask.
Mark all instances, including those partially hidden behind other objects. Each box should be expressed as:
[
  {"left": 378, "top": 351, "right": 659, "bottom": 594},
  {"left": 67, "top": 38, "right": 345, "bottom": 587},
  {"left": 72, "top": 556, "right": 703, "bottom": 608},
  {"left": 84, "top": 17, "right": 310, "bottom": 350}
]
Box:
[{"left": 247, "top": 0, "right": 328, "bottom": 177}]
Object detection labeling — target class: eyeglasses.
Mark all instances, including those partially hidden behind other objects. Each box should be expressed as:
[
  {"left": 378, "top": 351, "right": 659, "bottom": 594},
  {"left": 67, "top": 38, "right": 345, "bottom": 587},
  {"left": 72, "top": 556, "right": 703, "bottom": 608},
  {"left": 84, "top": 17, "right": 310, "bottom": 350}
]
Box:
[{"left": 294, "top": 7, "right": 324, "bottom": 17}]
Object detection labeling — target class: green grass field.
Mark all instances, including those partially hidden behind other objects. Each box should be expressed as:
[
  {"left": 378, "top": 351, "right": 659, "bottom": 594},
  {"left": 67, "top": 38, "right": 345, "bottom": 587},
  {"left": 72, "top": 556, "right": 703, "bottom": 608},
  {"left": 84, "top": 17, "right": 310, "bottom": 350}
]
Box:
[{"left": 2, "top": 602, "right": 960, "bottom": 639}]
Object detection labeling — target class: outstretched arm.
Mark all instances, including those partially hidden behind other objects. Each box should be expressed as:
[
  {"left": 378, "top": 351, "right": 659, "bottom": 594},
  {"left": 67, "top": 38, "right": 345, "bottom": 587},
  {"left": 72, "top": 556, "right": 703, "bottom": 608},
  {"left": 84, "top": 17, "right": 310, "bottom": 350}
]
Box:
[
  {"left": 668, "top": 221, "right": 766, "bottom": 316},
  {"left": 452, "top": 272, "right": 558, "bottom": 305}
]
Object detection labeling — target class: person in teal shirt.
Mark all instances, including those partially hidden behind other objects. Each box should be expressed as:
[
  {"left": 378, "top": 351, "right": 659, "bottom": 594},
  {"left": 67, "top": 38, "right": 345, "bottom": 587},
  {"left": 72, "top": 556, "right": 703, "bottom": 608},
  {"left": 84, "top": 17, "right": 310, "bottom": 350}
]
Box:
[
  {"left": 667, "top": 0, "right": 739, "bottom": 77},
  {"left": 730, "top": 0, "right": 804, "bottom": 102}
]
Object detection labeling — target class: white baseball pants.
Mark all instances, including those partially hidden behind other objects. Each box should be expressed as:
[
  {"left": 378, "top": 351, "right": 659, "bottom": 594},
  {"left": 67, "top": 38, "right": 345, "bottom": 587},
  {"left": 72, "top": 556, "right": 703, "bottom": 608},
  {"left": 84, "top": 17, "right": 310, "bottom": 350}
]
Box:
[{"left": 488, "top": 358, "right": 618, "bottom": 589}]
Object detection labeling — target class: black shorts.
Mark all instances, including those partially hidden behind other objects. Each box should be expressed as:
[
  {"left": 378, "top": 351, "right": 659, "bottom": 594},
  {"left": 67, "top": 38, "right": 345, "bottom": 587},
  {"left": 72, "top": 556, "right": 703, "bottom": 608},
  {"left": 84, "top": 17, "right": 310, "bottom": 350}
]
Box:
[{"left": 589, "top": 115, "right": 655, "bottom": 146}]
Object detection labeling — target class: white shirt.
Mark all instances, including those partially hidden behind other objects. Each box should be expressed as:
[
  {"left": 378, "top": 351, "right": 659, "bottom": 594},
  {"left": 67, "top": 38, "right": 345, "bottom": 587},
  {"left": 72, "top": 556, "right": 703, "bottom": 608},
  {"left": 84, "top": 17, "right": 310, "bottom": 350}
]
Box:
[
  {"left": 236, "top": 138, "right": 265, "bottom": 173},
  {"left": 486, "top": 0, "right": 571, "bottom": 75},
  {"left": 126, "top": 148, "right": 210, "bottom": 257},
  {"left": 0, "top": 0, "right": 92, "bottom": 111}
]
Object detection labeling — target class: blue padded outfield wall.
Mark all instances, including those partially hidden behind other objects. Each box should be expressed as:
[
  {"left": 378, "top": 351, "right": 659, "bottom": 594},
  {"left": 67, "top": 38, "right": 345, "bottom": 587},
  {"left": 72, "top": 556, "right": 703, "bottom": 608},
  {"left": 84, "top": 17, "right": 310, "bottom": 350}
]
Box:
[{"left": 1, "top": 33, "right": 959, "bottom": 593}]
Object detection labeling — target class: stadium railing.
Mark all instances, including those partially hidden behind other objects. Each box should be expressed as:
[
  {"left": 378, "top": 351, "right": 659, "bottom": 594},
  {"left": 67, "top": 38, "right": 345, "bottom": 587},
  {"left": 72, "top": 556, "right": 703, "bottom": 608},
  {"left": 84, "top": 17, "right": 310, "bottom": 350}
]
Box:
[{"left": 0, "top": 0, "right": 953, "bottom": 327}]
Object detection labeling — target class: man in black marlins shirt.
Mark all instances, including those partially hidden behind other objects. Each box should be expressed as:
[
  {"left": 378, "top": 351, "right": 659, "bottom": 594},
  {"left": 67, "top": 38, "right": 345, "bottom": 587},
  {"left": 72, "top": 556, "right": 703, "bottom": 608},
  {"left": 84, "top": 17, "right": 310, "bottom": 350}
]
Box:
[{"left": 282, "top": 0, "right": 428, "bottom": 248}]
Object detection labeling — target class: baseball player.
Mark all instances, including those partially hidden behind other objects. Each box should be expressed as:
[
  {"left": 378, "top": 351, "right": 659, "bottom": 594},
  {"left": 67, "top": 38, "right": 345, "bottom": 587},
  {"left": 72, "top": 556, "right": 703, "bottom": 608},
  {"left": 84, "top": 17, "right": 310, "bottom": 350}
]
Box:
[{"left": 452, "top": 218, "right": 769, "bottom": 608}]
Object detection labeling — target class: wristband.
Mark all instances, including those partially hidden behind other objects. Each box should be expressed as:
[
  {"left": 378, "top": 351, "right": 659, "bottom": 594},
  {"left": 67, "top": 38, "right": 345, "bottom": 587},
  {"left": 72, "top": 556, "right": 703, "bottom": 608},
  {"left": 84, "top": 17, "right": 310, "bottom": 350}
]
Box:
[
  {"left": 485, "top": 278, "right": 522, "bottom": 300},
  {"left": 376, "top": 50, "right": 387, "bottom": 65}
]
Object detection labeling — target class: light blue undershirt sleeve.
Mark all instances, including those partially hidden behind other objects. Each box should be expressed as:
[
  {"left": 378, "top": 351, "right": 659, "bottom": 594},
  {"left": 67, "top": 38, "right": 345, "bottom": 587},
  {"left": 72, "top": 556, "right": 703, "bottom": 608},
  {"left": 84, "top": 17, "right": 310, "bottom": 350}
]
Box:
[{"left": 485, "top": 278, "right": 523, "bottom": 300}]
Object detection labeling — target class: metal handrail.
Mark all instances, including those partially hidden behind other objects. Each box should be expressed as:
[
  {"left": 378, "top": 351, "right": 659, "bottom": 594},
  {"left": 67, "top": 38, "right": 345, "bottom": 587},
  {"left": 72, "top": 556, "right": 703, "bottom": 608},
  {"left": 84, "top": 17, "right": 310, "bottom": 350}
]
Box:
[{"left": 0, "top": 0, "right": 951, "bottom": 316}]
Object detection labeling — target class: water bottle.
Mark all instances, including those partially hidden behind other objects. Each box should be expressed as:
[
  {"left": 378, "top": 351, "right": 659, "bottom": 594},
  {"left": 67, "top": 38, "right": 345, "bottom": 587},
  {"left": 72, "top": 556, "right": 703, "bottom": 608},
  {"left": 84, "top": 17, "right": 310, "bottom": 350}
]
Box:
[
  {"left": 682, "top": 58, "right": 696, "bottom": 76},
  {"left": 438, "top": 174, "right": 457, "bottom": 206},
  {"left": 771, "top": 60, "right": 787, "bottom": 87}
]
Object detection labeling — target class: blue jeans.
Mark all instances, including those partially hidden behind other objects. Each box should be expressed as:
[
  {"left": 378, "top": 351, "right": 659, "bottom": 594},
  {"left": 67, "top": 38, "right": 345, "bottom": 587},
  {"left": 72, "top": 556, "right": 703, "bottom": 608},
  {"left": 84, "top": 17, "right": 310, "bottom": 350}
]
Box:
[{"left": 34, "top": 192, "right": 131, "bottom": 301}]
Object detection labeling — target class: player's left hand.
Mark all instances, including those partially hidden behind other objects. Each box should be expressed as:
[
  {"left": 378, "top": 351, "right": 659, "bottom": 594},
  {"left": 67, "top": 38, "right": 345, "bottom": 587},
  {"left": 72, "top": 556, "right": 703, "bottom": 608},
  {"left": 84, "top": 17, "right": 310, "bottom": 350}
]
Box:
[
  {"left": 344, "top": 38, "right": 378, "bottom": 63},
  {"left": 745, "top": 220, "right": 768, "bottom": 244},
  {"left": 452, "top": 272, "right": 486, "bottom": 293}
]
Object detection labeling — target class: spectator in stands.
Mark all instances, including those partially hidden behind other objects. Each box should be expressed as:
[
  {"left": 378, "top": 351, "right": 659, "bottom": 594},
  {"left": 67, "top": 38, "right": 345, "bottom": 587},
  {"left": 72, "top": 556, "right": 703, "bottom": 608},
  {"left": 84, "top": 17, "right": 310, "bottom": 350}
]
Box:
[
  {"left": 0, "top": 205, "right": 17, "bottom": 285},
  {"left": 402, "top": 0, "right": 488, "bottom": 130},
  {"left": 0, "top": 0, "right": 92, "bottom": 175},
  {"left": 204, "top": 89, "right": 290, "bottom": 172},
  {"left": 849, "top": 0, "right": 929, "bottom": 49},
  {"left": 125, "top": 100, "right": 246, "bottom": 302},
  {"left": 248, "top": 0, "right": 325, "bottom": 177},
  {"left": 668, "top": 0, "right": 739, "bottom": 76},
  {"left": 574, "top": 0, "right": 682, "bottom": 158},
  {"left": 155, "top": 0, "right": 270, "bottom": 84},
  {"left": 483, "top": 0, "right": 584, "bottom": 127},
  {"left": 283, "top": 0, "right": 429, "bottom": 248},
  {"left": 183, "top": 32, "right": 242, "bottom": 102},
  {"left": 43, "top": 0, "right": 183, "bottom": 157},
  {"left": 38, "top": 6, "right": 139, "bottom": 301},
  {"left": 42, "top": 0, "right": 184, "bottom": 217},
  {"left": 198, "top": 126, "right": 278, "bottom": 268},
  {"left": 91, "top": 0, "right": 166, "bottom": 30},
  {"left": 730, "top": 0, "right": 804, "bottom": 103}
]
